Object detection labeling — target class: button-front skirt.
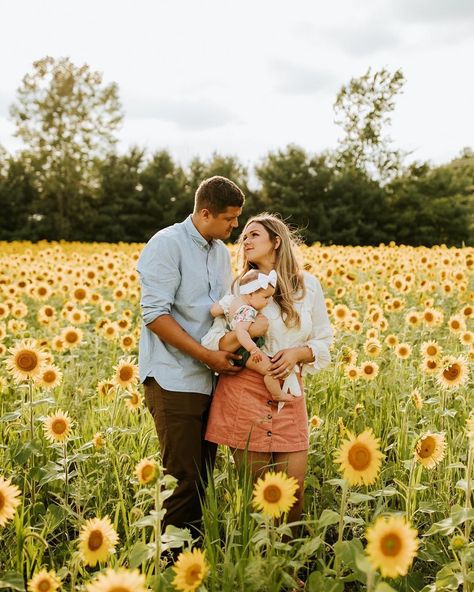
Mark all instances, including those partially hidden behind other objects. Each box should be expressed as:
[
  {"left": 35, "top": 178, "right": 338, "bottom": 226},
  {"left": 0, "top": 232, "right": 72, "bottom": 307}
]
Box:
[{"left": 205, "top": 367, "right": 309, "bottom": 452}]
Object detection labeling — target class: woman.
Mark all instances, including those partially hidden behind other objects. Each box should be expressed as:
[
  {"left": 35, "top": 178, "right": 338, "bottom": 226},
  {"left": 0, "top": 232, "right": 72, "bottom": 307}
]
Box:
[{"left": 202, "top": 213, "right": 333, "bottom": 523}]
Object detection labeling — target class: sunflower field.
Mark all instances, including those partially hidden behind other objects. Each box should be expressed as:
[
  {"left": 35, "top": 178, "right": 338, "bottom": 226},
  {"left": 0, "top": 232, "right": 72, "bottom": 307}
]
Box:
[{"left": 0, "top": 240, "right": 473, "bottom": 592}]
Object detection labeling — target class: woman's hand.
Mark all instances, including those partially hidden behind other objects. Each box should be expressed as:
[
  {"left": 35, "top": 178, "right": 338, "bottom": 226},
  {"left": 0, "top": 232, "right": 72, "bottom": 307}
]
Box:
[{"left": 269, "top": 348, "right": 301, "bottom": 379}]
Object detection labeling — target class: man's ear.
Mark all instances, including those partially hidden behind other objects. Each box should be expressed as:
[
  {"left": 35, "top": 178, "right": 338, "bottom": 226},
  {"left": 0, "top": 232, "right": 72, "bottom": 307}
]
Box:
[{"left": 200, "top": 208, "right": 211, "bottom": 220}]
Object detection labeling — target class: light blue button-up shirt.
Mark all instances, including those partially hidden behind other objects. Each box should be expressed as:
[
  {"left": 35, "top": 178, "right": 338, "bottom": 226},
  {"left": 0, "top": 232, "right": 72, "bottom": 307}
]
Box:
[{"left": 137, "top": 215, "right": 232, "bottom": 394}]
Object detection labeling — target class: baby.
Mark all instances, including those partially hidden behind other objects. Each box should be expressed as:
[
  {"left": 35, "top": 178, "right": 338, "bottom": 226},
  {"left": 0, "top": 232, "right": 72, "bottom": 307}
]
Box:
[{"left": 210, "top": 269, "right": 292, "bottom": 403}]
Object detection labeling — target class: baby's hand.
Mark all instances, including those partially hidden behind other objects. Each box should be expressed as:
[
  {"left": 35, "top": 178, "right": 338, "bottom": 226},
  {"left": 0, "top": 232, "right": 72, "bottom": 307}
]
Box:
[{"left": 250, "top": 347, "right": 263, "bottom": 363}]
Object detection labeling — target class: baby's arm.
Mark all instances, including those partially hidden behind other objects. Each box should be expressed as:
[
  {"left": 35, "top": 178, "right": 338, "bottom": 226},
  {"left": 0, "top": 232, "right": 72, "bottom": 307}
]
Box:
[
  {"left": 210, "top": 302, "right": 225, "bottom": 318},
  {"left": 234, "top": 321, "right": 262, "bottom": 362}
]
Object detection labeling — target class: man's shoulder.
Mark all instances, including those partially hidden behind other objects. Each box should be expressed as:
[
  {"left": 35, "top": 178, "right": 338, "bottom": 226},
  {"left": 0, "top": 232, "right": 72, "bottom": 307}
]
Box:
[{"left": 145, "top": 221, "right": 186, "bottom": 249}]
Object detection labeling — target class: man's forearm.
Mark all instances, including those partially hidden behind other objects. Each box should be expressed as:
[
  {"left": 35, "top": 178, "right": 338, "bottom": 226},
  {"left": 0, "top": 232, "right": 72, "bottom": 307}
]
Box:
[{"left": 146, "top": 315, "right": 209, "bottom": 364}]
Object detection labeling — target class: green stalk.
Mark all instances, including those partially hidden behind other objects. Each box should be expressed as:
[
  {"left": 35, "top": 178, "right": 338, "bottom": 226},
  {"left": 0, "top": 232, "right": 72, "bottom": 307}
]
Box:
[{"left": 335, "top": 480, "right": 349, "bottom": 576}]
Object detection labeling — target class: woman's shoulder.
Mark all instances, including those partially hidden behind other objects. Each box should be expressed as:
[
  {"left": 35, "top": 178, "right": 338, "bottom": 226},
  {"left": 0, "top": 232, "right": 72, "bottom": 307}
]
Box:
[{"left": 301, "top": 271, "right": 321, "bottom": 292}]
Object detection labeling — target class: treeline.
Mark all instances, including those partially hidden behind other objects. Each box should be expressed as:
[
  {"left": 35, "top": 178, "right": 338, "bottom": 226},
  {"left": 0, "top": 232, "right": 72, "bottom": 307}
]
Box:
[
  {"left": 0, "top": 57, "right": 472, "bottom": 246},
  {"left": 1, "top": 145, "right": 473, "bottom": 246}
]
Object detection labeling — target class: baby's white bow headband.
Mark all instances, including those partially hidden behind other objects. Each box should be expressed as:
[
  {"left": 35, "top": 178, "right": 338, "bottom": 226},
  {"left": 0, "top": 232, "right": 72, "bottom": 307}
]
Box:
[{"left": 239, "top": 270, "right": 277, "bottom": 295}]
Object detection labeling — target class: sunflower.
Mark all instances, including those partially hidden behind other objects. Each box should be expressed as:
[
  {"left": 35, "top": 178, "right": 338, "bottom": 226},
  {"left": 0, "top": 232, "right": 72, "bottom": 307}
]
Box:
[
  {"left": 96, "top": 380, "right": 117, "bottom": 400},
  {"left": 119, "top": 334, "right": 136, "bottom": 352},
  {"left": 366, "top": 515, "right": 419, "bottom": 578},
  {"left": 6, "top": 339, "right": 47, "bottom": 383},
  {"left": 135, "top": 458, "right": 158, "bottom": 485},
  {"left": 60, "top": 327, "right": 83, "bottom": 349},
  {"left": 459, "top": 331, "right": 474, "bottom": 347},
  {"left": 0, "top": 475, "right": 21, "bottom": 527},
  {"left": 448, "top": 314, "right": 465, "bottom": 333},
  {"left": 78, "top": 516, "right": 119, "bottom": 567},
  {"left": 410, "top": 388, "right": 423, "bottom": 410},
  {"left": 360, "top": 361, "right": 379, "bottom": 381},
  {"left": 172, "top": 548, "right": 209, "bottom": 592},
  {"left": 334, "top": 429, "right": 384, "bottom": 486},
  {"left": 86, "top": 568, "right": 145, "bottom": 592},
  {"left": 436, "top": 356, "right": 469, "bottom": 389},
  {"left": 27, "top": 569, "right": 60, "bottom": 592},
  {"left": 38, "top": 365, "right": 63, "bottom": 390},
  {"left": 395, "top": 343, "right": 412, "bottom": 360},
  {"left": 125, "top": 389, "right": 143, "bottom": 411},
  {"left": 102, "top": 322, "right": 119, "bottom": 341},
  {"left": 92, "top": 432, "right": 105, "bottom": 449},
  {"left": 364, "top": 339, "right": 382, "bottom": 358},
  {"left": 420, "top": 340, "right": 442, "bottom": 359},
  {"left": 51, "top": 336, "right": 65, "bottom": 353},
  {"left": 421, "top": 356, "right": 440, "bottom": 375},
  {"left": 405, "top": 311, "right": 421, "bottom": 328},
  {"left": 341, "top": 347, "right": 357, "bottom": 365},
  {"left": 252, "top": 471, "right": 299, "bottom": 518},
  {"left": 345, "top": 364, "right": 360, "bottom": 381},
  {"left": 43, "top": 410, "right": 72, "bottom": 443},
  {"left": 113, "top": 357, "right": 139, "bottom": 389},
  {"left": 415, "top": 432, "right": 446, "bottom": 469},
  {"left": 309, "top": 415, "right": 323, "bottom": 429},
  {"left": 384, "top": 334, "right": 399, "bottom": 348}
]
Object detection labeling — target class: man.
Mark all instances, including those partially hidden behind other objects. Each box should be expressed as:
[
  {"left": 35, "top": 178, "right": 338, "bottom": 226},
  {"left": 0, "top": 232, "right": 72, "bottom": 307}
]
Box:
[{"left": 137, "top": 176, "right": 261, "bottom": 538}]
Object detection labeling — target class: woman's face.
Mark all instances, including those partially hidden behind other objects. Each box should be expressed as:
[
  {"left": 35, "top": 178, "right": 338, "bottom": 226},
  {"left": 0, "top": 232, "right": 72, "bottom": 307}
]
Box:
[{"left": 242, "top": 222, "right": 278, "bottom": 266}]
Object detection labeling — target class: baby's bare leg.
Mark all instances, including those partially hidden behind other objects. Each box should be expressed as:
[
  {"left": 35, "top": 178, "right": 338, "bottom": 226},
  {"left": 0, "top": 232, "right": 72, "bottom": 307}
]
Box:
[{"left": 245, "top": 354, "right": 292, "bottom": 402}]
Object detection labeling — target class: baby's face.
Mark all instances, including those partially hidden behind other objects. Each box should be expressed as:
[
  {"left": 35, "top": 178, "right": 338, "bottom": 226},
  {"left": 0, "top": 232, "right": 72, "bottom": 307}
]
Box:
[{"left": 248, "top": 285, "right": 274, "bottom": 310}]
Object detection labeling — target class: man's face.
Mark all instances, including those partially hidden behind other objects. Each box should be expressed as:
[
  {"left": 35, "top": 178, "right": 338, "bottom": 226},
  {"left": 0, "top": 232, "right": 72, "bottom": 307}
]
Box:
[{"left": 206, "top": 206, "right": 242, "bottom": 240}]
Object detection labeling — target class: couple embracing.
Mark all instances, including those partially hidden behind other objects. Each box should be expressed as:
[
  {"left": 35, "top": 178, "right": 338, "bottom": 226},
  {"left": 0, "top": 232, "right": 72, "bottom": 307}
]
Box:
[{"left": 137, "top": 176, "right": 333, "bottom": 540}]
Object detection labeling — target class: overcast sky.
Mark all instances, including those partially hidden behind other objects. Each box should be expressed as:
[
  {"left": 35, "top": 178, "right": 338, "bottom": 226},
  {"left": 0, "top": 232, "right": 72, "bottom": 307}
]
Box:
[{"left": 1, "top": 0, "right": 473, "bottom": 174}]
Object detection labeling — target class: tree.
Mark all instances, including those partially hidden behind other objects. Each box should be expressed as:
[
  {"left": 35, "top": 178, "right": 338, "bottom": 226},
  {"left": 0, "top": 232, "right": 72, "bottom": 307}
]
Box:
[
  {"left": 255, "top": 145, "right": 333, "bottom": 244},
  {"left": 386, "top": 161, "right": 473, "bottom": 246},
  {"left": 334, "top": 68, "right": 405, "bottom": 181},
  {"left": 10, "top": 56, "right": 123, "bottom": 239}
]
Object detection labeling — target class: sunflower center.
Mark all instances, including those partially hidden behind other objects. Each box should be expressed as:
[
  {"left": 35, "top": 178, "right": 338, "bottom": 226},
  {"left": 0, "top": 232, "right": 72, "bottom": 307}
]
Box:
[
  {"left": 364, "top": 366, "right": 374, "bottom": 375},
  {"left": 426, "top": 346, "right": 437, "bottom": 356},
  {"left": 0, "top": 491, "right": 4, "bottom": 510},
  {"left": 380, "top": 533, "right": 402, "bottom": 556},
  {"left": 185, "top": 565, "right": 202, "bottom": 585},
  {"left": 141, "top": 465, "right": 154, "bottom": 481},
  {"left": 52, "top": 419, "right": 67, "bottom": 435},
  {"left": 43, "top": 371, "right": 56, "bottom": 383},
  {"left": 119, "top": 367, "right": 133, "bottom": 381},
  {"left": 348, "top": 443, "right": 371, "bottom": 471},
  {"left": 263, "top": 484, "right": 282, "bottom": 503},
  {"left": 45, "top": 308, "right": 53, "bottom": 317},
  {"left": 17, "top": 351, "right": 38, "bottom": 372},
  {"left": 75, "top": 289, "right": 86, "bottom": 300},
  {"left": 123, "top": 337, "right": 132, "bottom": 346},
  {"left": 418, "top": 436, "right": 435, "bottom": 458},
  {"left": 88, "top": 529, "right": 104, "bottom": 551},
  {"left": 443, "top": 364, "right": 460, "bottom": 381},
  {"left": 65, "top": 332, "right": 78, "bottom": 343},
  {"left": 427, "top": 360, "right": 437, "bottom": 369},
  {"left": 38, "top": 579, "right": 51, "bottom": 592},
  {"left": 108, "top": 588, "right": 129, "bottom": 592}
]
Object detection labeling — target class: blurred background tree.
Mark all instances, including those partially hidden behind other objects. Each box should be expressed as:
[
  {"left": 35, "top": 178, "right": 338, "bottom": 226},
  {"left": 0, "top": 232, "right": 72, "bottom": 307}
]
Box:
[{"left": 9, "top": 56, "right": 122, "bottom": 239}]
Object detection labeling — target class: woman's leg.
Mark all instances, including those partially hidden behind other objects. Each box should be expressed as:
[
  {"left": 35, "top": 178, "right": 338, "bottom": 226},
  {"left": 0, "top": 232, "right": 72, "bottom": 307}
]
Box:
[
  {"left": 273, "top": 450, "right": 308, "bottom": 524},
  {"left": 232, "top": 448, "right": 272, "bottom": 481}
]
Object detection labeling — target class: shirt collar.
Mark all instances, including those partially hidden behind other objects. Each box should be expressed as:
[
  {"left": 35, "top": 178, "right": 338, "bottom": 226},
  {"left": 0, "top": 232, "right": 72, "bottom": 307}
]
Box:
[{"left": 184, "top": 215, "right": 212, "bottom": 250}]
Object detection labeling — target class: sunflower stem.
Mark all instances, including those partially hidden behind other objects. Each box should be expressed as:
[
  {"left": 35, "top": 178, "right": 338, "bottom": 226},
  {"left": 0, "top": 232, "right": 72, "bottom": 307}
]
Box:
[
  {"left": 465, "top": 443, "right": 473, "bottom": 541},
  {"left": 335, "top": 479, "right": 349, "bottom": 576},
  {"left": 406, "top": 458, "right": 416, "bottom": 521},
  {"left": 155, "top": 477, "right": 162, "bottom": 575}
]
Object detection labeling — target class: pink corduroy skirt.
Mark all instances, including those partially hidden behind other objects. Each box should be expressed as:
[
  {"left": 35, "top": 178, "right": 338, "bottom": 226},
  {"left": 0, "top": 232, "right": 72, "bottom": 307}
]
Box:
[{"left": 205, "top": 367, "right": 309, "bottom": 452}]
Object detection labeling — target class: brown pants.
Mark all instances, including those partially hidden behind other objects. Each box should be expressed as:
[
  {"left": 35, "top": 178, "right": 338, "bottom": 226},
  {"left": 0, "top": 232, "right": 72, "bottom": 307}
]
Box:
[{"left": 143, "top": 377, "right": 217, "bottom": 537}]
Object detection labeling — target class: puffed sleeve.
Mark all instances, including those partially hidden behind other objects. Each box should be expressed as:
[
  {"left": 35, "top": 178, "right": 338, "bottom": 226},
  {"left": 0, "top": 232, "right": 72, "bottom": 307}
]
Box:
[
  {"left": 302, "top": 274, "right": 334, "bottom": 375},
  {"left": 136, "top": 234, "right": 180, "bottom": 325}
]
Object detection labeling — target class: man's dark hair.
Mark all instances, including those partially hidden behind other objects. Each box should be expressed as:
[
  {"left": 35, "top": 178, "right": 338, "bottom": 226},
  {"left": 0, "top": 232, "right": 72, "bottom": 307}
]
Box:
[{"left": 194, "top": 176, "right": 245, "bottom": 215}]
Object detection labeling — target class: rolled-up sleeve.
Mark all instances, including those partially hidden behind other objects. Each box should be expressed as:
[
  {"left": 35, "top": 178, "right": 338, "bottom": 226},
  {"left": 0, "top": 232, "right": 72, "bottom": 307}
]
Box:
[
  {"left": 137, "top": 237, "right": 180, "bottom": 325},
  {"left": 303, "top": 277, "right": 334, "bottom": 375}
]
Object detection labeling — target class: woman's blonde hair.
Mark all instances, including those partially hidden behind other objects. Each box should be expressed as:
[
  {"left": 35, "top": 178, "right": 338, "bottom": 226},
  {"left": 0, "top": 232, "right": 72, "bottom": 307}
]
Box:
[{"left": 235, "top": 213, "right": 305, "bottom": 328}]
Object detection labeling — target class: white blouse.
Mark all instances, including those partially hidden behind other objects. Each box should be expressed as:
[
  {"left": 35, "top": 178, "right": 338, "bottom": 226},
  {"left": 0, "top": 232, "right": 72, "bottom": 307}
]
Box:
[{"left": 201, "top": 272, "right": 334, "bottom": 376}]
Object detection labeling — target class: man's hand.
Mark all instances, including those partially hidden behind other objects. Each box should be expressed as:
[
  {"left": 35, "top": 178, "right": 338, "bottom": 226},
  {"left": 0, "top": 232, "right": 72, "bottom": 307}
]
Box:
[{"left": 204, "top": 350, "right": 242, "bottom": 375}]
